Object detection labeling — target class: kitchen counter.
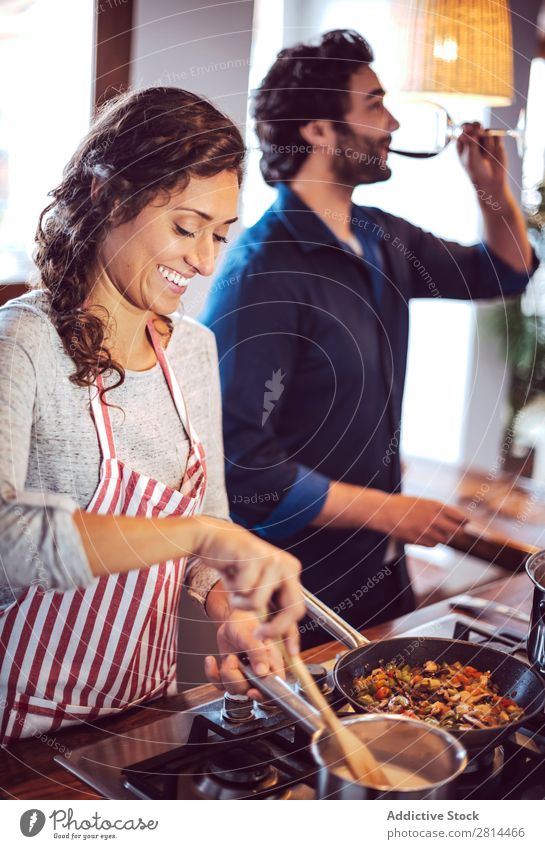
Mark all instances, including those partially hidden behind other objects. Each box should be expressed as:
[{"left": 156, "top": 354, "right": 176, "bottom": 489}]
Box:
[{"left": 0, "top": 572, "right": 535, "bottom": 800}]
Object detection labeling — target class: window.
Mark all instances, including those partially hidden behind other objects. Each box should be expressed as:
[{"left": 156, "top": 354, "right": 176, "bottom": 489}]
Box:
[{"left": 0, "top": 0, "right": 94, "bottom": 283}]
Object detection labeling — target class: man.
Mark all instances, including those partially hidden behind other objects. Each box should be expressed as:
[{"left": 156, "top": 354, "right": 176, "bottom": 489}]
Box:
[{"left": 201, "top": 29, "right": 535, "bottom": 645}]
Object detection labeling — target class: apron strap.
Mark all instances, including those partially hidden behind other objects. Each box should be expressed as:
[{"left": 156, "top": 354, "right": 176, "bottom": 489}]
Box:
[
  {"left": 147, "top": 319, "right": 196, "bottom": 446},
  {"left": 89, "top": 374, "right": 117, "bottom": 461},
  {"left": 89, "top": 321, "right": 202, "bottom": 465}
]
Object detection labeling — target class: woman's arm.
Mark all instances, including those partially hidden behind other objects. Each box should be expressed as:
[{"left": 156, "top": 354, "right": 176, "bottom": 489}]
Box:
[
  {"left": 72, "top": 511, "right": 204, "bottom": 579},
  {"left": 73, "top": 511, "right": 303, "bottom": 642}
]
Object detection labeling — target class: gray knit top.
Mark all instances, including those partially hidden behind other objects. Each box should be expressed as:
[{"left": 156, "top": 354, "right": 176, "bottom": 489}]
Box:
[{"left": 0, "top": 290, "right": 226, "bottom": 609}]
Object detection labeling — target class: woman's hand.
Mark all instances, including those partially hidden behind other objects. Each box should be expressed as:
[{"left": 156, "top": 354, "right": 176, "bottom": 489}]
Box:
[
  {"left": 204, "top": 609, "right": 286, "bottom": 701},
  {"left": 186, "top": 516, "right": 304, "bottom": 647}
]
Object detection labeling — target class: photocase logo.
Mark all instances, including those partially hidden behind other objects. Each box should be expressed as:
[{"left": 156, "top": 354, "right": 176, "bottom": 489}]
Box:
[
  {"left": 20, "top": 809, "right": 46, "bottom": 837},
  {"left": 262, "top": 368, "right": 285, "bottom": 425}
]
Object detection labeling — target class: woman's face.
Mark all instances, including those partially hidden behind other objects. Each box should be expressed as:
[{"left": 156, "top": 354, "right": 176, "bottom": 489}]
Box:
[{"left": 98, "top": 171, "right": 239, "bottom": 315}]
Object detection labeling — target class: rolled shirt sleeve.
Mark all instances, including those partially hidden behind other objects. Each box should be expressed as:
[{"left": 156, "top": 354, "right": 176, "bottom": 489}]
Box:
[
  {"left": 474, "top": 242, "right": 539, "bottom": 298},
  {"left": 184, "top": 560, "right": 221, "bottom": 609},
  {"left": 0, "top": 485, "right": 94, "bottom": 604},
  {"left": 248, "top": 463, "right": 330, "bottom": 541}
]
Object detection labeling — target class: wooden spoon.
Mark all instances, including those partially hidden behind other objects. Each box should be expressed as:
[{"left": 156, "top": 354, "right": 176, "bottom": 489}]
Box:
[{"left": 282, "top": 643, "right": 389, "bottom": 787}]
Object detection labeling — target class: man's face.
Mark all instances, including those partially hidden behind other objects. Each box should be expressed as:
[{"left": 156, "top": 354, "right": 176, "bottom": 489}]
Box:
[{"left": 331, "top": 65, "right": 399, "bottom": 186}]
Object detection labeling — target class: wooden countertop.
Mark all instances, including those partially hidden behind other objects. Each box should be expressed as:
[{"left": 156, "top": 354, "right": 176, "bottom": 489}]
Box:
[
  {"left": 0, "top": 571, "right": 535, "bottom": 800},
  {"left": 404, "top": 457, "right": 545, "bottom": 569}
]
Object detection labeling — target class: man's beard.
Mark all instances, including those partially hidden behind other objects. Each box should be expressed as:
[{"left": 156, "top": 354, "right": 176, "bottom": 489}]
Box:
[{"left": 331, "top": 128, "right": 392, "bottom": 186}]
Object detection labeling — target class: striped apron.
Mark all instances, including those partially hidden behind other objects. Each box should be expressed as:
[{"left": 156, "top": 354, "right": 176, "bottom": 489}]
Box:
[{"left": 0, "top": 320, "right": 207, "bottom": 741}]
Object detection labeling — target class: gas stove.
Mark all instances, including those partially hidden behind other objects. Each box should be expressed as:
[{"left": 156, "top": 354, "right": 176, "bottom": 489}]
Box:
[{"left": 56, "top": 613, "right": 545, "bottom": 800}]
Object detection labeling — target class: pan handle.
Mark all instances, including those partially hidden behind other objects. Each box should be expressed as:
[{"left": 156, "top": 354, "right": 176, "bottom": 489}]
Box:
[
  {"left": 238, "top": 655, "right": 324, "bottom": 736},
  {"left": 303, "top": 588, "right": 370, "bottom": 649}
]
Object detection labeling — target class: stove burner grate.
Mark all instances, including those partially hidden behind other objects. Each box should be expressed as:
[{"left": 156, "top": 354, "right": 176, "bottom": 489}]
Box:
[{"left": 121, "top": 714, "right": 317, "bottom": 800}]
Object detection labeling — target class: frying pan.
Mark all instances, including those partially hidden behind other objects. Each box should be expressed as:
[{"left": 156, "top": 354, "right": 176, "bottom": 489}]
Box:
[{"left": 304, "top": 589, "right": 545, "bottom": 755}]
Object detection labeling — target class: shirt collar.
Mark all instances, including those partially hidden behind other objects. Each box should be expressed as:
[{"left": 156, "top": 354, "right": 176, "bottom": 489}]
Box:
[
  {"left": 272, "top": 183, "right": 375, "bottom": 254},
  {"left": 272, "top": 184, "right": 341, "bottom": 253}
]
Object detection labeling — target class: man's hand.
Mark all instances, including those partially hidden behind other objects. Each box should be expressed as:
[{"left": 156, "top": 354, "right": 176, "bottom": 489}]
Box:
[
  {"left": 205, "top": 609, "right": 285, "bottom": 701},
  {"left": 375, "top": 494, "right": 468, "bottom": 547},
  {"left": 457, "top": 121, "right": 508, "bottom": 204},
  {"left": 455, "top": 121, "right": 532, "bottom": 273}
]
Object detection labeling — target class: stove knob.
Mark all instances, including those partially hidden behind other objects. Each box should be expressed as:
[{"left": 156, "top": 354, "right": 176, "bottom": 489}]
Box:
[{"left": 222, "top": 692, "right": 255, "bottom": 723}]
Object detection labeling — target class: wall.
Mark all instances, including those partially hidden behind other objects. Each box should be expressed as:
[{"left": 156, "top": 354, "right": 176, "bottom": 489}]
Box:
[{"left": 130, "top": 0, "right": 255, "bottom": 690}]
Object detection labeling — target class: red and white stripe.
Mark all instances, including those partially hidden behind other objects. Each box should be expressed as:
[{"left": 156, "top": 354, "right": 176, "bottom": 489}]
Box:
[{"left": 0, "top": 321, "right": 206, "bottom": 741}]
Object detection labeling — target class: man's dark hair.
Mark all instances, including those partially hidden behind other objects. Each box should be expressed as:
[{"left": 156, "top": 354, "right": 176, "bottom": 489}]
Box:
[{"left": 252, "top": 29, "right": 374, "bottom": 186}]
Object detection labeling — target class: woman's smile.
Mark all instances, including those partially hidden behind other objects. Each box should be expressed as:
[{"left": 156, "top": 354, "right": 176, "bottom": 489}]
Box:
[{"left": 157, "top": 263, "right": 191, "bottom": 296}]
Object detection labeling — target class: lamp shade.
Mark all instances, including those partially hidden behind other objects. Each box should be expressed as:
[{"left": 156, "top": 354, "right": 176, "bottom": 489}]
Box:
[{"left": 394, "top": 0, "right": 514, "bottom": 105}]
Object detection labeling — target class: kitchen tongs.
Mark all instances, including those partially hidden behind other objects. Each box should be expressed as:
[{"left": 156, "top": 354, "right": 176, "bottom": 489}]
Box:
[{"left": 240, "top": 604, "right": 388, "bottom": 786}]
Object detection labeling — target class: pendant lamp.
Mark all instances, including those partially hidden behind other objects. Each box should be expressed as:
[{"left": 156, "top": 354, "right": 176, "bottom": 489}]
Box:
[{"left": 394, "top": 0, "right": 514, "bottom": 105}]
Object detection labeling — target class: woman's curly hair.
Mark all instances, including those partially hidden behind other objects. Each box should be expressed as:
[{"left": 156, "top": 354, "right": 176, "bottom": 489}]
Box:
[
  {"left": 34, "top": 86, "right": 245, "bottom": 393},
  {"left": 252, "top": 29, "right": 373, "bottom": 186}
]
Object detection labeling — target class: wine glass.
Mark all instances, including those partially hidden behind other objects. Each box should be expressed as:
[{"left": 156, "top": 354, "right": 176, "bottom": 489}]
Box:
[{"left": 386, "top": 98, "right": 526, "bottom": 160}]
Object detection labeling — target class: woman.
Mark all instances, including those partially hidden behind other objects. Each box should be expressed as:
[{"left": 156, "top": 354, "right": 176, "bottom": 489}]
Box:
[{"left": 0, "top": 87, "right": 303, "bottom": 742}]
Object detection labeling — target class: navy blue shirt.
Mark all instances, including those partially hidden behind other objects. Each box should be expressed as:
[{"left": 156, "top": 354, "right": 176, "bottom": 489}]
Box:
[{"left": 201, "top": 185, "right": 533, "bottom": 633}]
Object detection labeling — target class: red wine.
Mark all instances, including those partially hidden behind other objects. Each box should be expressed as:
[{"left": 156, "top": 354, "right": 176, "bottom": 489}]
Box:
[{"left": 389, "top": 148, "right": 439, "bottom": 159}]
